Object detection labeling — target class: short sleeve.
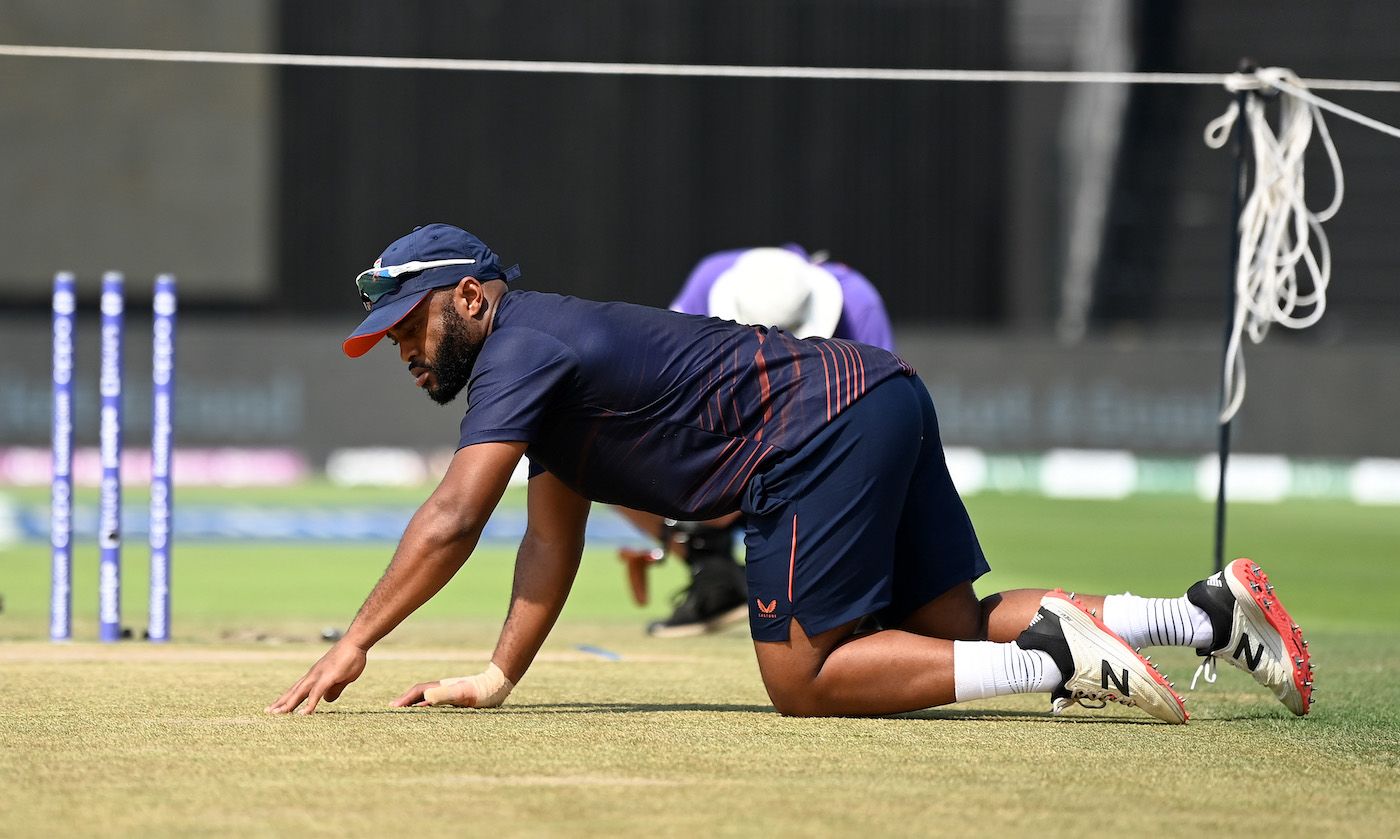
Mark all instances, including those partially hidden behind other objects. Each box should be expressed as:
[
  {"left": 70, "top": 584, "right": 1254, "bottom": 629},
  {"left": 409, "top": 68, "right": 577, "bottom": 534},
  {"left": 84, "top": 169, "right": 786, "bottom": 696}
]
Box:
[{"left": 456, "top": 326, "right": 578, "bottom": 450}]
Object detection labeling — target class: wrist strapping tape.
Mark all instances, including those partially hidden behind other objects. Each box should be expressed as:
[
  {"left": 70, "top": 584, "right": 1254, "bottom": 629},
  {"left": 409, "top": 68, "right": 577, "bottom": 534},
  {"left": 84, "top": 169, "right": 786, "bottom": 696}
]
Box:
[{"left": 423, "top": 662, "right": 514, "bottom": 708}]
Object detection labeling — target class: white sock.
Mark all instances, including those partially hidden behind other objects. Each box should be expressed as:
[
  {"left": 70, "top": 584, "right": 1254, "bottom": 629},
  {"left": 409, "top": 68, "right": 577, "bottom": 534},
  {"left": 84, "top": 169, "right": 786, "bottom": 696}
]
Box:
[
  {"left": 953, "top": 640, "right": 1061, "bottom": 702},
  {"left": 1102, "top": 593, "right": 1212, "bottom": 650}
]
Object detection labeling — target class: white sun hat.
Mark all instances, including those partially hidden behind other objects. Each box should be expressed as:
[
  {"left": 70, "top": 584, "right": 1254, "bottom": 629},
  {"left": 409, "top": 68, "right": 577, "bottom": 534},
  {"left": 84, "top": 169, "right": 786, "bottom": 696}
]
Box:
[{"left": 707, "top": 247, "right": 844, "bottom": 338}]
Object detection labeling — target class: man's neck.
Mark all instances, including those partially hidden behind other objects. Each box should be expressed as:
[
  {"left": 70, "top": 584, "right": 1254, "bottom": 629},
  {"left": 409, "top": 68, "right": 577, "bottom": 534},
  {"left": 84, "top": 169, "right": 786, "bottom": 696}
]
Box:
[{"left": 483, "top": 279, "right": 509, "bottom": 336}]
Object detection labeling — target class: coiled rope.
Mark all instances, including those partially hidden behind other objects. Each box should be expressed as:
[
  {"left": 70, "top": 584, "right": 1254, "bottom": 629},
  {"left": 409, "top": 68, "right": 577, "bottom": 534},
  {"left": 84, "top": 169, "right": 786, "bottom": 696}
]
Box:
[{"left": 1206, "top": 67, "right": 1400, "bottom": 423}]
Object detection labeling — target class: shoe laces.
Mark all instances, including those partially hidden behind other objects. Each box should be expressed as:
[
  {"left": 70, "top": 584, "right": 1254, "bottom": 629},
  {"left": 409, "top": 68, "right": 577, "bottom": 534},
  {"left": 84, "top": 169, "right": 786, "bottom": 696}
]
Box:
[
  {"left": 1051, "top": 689, "right": 1116, "bottom": 715},
  {"left": 1189, "top": 626, "right": 1289, "bottom": 692},
  {"left": 1190, "top": 656, "right": 1219, "bottom": 691}
]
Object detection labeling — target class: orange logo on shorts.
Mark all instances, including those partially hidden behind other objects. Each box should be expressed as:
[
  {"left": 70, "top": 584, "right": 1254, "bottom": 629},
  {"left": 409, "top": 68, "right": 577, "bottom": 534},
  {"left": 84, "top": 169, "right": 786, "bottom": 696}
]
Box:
[{"left": 756, "top": 598, "right": 778, "bottom": 617}]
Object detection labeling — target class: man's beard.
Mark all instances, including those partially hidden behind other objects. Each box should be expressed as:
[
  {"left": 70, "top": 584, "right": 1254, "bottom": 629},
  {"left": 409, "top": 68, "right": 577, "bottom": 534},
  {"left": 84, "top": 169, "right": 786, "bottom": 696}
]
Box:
[{"left": 420, "top": 302, "right": 482, "bottom": 406}]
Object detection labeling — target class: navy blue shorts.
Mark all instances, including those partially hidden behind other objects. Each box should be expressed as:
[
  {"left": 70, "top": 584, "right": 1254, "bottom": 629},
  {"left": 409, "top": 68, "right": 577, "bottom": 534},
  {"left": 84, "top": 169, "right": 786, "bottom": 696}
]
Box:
[{"left": 739, "top": 373, "right": 989, "bottom": 642}]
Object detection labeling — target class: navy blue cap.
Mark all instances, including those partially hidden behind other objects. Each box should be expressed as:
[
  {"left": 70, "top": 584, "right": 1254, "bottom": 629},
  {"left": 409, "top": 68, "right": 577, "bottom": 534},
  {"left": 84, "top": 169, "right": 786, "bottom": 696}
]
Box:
[{"left": 342, "top": 223, "right": 522, "bottom": 358}]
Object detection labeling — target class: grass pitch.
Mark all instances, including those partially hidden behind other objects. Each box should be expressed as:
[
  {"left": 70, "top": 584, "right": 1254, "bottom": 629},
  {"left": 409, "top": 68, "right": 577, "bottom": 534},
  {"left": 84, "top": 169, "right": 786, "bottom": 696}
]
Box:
[{"left": 2, "top": 490, "right": 1399, "bottom": 836}]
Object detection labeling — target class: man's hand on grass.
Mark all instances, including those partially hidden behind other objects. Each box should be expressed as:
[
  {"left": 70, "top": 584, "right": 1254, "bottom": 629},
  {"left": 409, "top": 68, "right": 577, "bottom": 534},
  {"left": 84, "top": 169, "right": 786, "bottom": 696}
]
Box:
[
  {"left": 391, "top": 664, "right": 515, "bottom": 708},
  {"left": 265, "top": 641, "right": 368, "bottom": 715}
]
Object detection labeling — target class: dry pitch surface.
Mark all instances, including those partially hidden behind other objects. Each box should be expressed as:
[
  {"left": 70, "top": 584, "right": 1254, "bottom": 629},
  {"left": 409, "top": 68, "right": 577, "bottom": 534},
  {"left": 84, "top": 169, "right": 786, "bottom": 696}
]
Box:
[
  {"left": 4, "top": 627, "right": 1399, "bottom": 838},
  {"left": 3, "top": 493, "right": 1399, "bottom": 836}
]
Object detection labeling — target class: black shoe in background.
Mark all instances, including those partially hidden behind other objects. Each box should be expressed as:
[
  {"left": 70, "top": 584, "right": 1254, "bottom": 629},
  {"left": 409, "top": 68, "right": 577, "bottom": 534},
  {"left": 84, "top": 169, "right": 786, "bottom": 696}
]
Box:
[{"left": 647, "top": 527, "right": 747, "bottom": 638}]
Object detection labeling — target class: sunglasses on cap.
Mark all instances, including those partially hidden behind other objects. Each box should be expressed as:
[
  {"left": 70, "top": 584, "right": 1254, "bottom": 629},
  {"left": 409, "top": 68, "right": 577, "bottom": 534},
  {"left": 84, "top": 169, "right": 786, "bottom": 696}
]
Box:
[{"left": 354, "top": 258, "right": 478, "bottom": 310}]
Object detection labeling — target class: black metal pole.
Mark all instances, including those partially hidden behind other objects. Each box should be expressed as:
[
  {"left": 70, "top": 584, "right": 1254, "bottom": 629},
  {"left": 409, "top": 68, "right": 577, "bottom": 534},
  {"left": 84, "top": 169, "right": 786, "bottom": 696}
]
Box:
[{"left": 1215, "top": 59, "right": 1255, "bottom": 575}]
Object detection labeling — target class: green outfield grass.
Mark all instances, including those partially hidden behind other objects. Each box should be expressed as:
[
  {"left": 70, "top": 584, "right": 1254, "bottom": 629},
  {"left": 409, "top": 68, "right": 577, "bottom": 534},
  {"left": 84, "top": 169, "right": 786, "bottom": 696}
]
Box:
[{"left": 2, "top": 490, "right": 1399, "bottom": 836}]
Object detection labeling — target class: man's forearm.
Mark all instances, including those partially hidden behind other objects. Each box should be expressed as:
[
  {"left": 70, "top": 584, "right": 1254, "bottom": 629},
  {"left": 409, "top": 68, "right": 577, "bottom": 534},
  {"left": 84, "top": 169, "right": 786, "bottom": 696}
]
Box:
[
  {"left": 268, "top": 442, "right": 522, "bottom": 715},
  {"left": 343, "top": 499, "right": 482, "bottom": 650},
  {"left": 489, "top": 530, "right": 584, "bottom": 683}
]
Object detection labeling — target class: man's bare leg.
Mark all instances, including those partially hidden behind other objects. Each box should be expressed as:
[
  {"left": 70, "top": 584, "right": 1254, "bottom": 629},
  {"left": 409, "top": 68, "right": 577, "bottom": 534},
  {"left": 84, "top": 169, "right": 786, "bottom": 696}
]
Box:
[
  {"left": 753, "top": 616, "right": 960, "bottom": 717},
  {"left": 752, "top": 560, "right": 1311, "bottom": 720},
  {"left": 751, "top": 583, "right": 1114, "bottom": 717},
  {"left": 895, "top": 582, "right": 1106, "bottom": 643},
  {"left": 752, "top": 584, "right": 1188, "bottom": 721}
]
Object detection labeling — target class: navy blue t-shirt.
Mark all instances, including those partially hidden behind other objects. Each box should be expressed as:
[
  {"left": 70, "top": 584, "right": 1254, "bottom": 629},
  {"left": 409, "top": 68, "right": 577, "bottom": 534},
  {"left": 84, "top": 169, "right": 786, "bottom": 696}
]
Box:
[{"left": 458, "top": 290, "right": 913, "bottom": 520}]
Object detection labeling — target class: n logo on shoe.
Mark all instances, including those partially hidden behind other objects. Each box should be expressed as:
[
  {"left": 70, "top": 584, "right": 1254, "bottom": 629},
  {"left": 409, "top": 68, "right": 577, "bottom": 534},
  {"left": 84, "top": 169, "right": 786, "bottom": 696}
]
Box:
[
  {"left": 1101, "top": 661, "right": 1131, "bottom": 696},
  {"left": 1234, "top": 633, "right": 1265, "bottom": 671}
]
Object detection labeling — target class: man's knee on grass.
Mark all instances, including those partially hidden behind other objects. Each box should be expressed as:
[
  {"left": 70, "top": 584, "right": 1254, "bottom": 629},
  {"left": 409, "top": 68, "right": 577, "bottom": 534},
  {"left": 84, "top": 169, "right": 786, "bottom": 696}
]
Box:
[
  {"left": 758, "top": 666, "right": 837, "bottom": 717},
  {"left": 753, "top": 617, "right": 860, "bottom": 717}
]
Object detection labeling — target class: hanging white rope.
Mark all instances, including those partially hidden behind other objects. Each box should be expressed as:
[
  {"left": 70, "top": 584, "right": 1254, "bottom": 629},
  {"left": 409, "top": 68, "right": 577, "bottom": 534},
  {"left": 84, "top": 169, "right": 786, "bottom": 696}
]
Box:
[{"left": 1205, "top": 67, "right": 1400, "bottom": 424}]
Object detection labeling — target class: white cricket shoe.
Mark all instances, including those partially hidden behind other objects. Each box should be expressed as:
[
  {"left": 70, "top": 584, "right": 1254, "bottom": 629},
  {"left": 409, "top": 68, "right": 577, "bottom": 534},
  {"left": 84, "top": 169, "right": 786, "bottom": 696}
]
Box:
[
  {"left": 1017, "top": 590, "right": 1188, "bottom": 724},
  {"left": 1186, "top": 558, "right": 1313, "bottom": 716}
]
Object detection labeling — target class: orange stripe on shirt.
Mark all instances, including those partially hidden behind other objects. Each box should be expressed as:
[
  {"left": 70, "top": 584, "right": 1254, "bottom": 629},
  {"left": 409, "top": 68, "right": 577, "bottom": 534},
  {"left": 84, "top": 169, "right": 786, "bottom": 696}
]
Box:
[
  {"left": 836, "top": 340, "right": 863, "bottom": 399},
  {"left": 732, "top": 443, "right": 774, "bottom": 500},
  {"left": 687, "top": 437, "right": 745, "bottom": 506},
  {"left": 717, "top": 441, "right": 765, "bottom": 501},
  {"left": 854, "top": 342, "right": 866, "bottom": 396},
  {"left": 787, "top": 513, "right": 798, "bottom": 603},
  {"left": 834, "top": 341, "right": 849, "bottom": 408},
  {"left": 828, "top": 344, "right": 840, "bottom": 414},
  {"left": 819, "top": 344, "right": 833, "bottom": 422},
  {"left": 754, "top": 347, "right": 773, "bottom": 421},
  {"left": 701, "top": 367, "right": 716, "bottom": 431},
  {"left": 836, "top": 342, "right": 852, "bottom": 409},
  {"left": 843, "top": 341, "right": 862, "bottom": 405},
  {"left": 753, "top": 348, "right": 773, "bottom": 441},
  {"left": 826, "top": 343, "right": 844, "bottom": 415}
]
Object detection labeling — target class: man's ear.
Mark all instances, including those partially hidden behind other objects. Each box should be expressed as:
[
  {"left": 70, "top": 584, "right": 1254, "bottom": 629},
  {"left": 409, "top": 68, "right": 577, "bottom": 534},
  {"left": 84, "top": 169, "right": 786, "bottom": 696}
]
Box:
[{"left": 454, "top": 276, "right": 485, "bottom": 316}]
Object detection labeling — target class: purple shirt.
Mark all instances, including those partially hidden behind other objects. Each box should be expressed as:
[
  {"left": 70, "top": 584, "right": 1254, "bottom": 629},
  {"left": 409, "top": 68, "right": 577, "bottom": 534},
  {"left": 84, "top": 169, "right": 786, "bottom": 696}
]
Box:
[
  {"left": 669, "top": 245, "right": 896, "bottom": 351},
  {"left": 457, "top": 290, "right": 913, "bottom": 520}
]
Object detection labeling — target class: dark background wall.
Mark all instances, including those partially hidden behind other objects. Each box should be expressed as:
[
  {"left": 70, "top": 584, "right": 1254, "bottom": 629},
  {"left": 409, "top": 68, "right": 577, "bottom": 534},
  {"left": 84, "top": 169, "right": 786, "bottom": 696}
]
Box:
[
  {"left": 0, "top": 0, "right": 274, "bottom": 303},
  {"left": 276, "top": 0, "right": 1008, "bottom": 320},
  {"left": 5, "top": 1, "right": 1397, "bottom": 335}
]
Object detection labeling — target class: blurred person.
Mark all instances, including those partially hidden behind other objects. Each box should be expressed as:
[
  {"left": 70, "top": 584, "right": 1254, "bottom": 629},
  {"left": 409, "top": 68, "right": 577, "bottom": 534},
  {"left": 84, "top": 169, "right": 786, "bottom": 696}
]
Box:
[
  {"left": 619, "top": 245, "right": 895, "bottom": 638},
  {"left": 268, "top": 224, "right": 1311, "bottom": 724}
]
